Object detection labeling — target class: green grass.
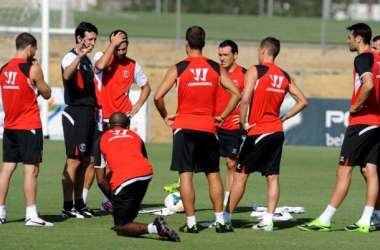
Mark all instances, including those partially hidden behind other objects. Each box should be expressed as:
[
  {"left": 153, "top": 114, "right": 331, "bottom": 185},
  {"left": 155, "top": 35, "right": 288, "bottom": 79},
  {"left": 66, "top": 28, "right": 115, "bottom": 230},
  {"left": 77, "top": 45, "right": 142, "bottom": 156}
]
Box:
[
  {"left": 0, "top": 140, "right": 379, "bottom": 249},
  {"left": 73, "top": 11, "right": 380, "bottom": 44}
]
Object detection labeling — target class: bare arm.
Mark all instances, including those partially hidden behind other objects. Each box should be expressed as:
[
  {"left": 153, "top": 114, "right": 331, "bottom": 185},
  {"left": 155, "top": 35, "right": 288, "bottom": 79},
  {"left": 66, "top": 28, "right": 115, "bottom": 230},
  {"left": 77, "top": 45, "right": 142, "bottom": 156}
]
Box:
[
  {"left": 154, "top": 66, "right": 177, "bottom": 129},
  {"left": 30, "top": 62, "right": 51, "bottom": 100},
  {"left": 239, "top": 66, "right": 256, "bottom": 133},
  {"left": 95, "top": 168, "right": 112, "bottom": 200},
  {"left": 280, "top": 78, "right": 308, "bottom": 122},
  {"left": 128, "top": 82, "right": 151, "bottom": 117},
  {"left": 95, "top": 32, "right": 126, "bottom": 71},
  {"left": 349, "top": 73, "right": 374, "bottom": 114},
  {"left": 63, "top": 40, "right": 91, "bottom": 80},
  {"left": 216, "top": 67, "right": 242, "bottom": 124}
]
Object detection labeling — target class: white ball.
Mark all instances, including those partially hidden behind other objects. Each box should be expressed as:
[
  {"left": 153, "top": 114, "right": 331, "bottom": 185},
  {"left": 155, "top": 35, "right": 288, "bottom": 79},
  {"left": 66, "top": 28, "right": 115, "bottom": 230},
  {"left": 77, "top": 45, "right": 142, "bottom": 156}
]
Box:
[{"left": 164, "top": 192, "right": 184, "bottom": 213}]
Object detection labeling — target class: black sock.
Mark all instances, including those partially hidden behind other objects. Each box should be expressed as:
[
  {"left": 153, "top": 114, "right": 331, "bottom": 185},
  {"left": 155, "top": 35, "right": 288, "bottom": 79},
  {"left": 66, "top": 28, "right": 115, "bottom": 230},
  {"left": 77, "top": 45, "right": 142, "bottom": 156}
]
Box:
[
  {"left": 74, "top": 198, "right": 85, "bottom": 210},
  {"left": 64, "top": 201, "right": 74, "bottom": 211}
]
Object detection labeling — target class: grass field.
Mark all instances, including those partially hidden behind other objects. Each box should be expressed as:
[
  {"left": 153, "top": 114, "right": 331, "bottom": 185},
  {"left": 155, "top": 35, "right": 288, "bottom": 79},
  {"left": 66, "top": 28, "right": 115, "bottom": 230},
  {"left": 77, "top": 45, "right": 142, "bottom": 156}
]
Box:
[
  {"left": 73, "top": 11, "right": 380, "bottom": 44},
  {"left": 0, "top": 140, "right": 379, "bottom": 249}
]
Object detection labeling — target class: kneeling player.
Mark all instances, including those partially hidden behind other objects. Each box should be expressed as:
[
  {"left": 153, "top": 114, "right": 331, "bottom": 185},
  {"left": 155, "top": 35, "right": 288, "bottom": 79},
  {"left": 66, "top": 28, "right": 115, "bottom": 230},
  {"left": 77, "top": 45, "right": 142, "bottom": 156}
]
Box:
[{"left": 93, "top": 112, "right": 180, "bottom": 241}]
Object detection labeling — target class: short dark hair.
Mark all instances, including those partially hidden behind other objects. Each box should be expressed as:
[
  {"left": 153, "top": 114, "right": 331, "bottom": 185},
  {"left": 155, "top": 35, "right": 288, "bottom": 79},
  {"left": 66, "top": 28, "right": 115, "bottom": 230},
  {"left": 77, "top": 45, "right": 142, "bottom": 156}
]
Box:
[
  {"left": 15, "top": 32, "right": 37, "bottom": 50},
  {"left": 109, "top": 30, "right": 128, "bottom": 45},
  {"left": 347, "top": 23, "right": 372, "bottom": 45},
  {"left": 260, "top": 37, "right": 280, "bottom": 58},
  {"left": 109, "top": 112, "right": 130, "bottom": 129},
  {"left": 186, "top": 26, "right": 205, "bottom": 50},
  {"left": 219, "top": 40, "right": 238, "bottom": 54},
  {"left": 373, "top": 35, "right": 380, "bottom": 42},
  {"left": 75, "top": 22, "right": 98, "bottom": 43}
]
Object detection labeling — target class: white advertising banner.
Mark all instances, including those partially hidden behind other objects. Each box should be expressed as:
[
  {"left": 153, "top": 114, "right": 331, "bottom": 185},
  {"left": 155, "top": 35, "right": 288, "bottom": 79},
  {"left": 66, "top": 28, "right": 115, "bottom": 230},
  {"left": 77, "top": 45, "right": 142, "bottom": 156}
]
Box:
[{"left": 0, "top": 87, "right": 147, "bottom": 141}]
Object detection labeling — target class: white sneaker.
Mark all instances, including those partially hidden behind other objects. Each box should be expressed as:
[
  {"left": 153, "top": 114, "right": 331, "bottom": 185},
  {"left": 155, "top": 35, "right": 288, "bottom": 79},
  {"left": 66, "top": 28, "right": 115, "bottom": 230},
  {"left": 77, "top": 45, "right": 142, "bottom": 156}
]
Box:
[
  {"left": 0, "top": 215, "right": 7, "bottom": 224},
  {"left": 371, "top": 213, "right": 380, "bottom": 228},
  {"left": 252, "top": 222, "right": 274, "bottom": 231},
  {"left": 25, "top": 217, "right": 54, "bottom": 227},
  {"left": 100, "top": 201, "right": 113, "bottom": 212},
  {"left": 273, "top": 212, "right": 293, "bottom": 221}
]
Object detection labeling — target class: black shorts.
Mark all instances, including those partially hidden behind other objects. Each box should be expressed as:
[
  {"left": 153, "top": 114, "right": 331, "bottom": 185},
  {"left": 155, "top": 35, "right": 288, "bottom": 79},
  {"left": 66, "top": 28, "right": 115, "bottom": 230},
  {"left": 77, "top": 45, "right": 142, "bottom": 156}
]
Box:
[
  {"left": 112, "top": 178, "right": 151, "bottom": 226},
  {"left": 62, "top": 106, "right": 96, "bottom": 156},
  {"left": 217, "top": 128, "right": 242, "bottom": 158},
  {"left": 339, "top": 125, "right": 380, "bottom": 167},
  {"left": 3, "top": 128, "right": 43, "bottom": 164},
  {"left": 237, "top": 132, "right": 284, "bottom": 176},
  {"left": 170, "top": 129, "right": 220, "bottom": 173}
]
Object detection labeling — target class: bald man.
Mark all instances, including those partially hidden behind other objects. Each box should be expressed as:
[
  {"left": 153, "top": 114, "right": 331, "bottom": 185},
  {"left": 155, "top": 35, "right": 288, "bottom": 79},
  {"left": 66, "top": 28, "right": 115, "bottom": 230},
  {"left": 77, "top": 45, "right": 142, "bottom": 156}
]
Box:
[{"left": 93, "top": 112, "right": 180, "bottom": 242}]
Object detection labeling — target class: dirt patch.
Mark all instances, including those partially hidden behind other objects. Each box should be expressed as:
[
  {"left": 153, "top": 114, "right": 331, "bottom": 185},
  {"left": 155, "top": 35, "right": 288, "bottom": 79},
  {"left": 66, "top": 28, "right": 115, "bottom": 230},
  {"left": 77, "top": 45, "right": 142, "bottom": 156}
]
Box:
[{"left": 0, "top": 34, "right": 356, "bottom": 142}]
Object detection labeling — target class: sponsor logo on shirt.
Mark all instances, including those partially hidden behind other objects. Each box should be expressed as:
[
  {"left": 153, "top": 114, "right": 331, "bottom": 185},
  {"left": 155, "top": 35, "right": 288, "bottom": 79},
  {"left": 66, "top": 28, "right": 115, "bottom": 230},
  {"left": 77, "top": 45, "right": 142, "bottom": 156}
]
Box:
[
  {"left": 190, "top": 68, "right": 208, "bottom": 81},
  {"left": 266, "top": 74, "right": 285, "bottom": 93},
  {"left": 3, "top": 71, "right": 20, "bottom": 89}
]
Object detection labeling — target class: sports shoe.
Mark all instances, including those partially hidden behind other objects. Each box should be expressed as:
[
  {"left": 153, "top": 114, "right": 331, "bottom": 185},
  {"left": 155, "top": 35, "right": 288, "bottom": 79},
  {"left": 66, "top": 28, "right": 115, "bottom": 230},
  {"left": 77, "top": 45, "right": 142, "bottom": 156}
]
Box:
[
  {"left": 153, "top": 216, "right": 180, "bottom": 242},
  {"left": 371, "top": 213, "right": 380, "bottom": 228},
  {"left": 25, "top": 217, "right": 54, "bottom": 227},
  {"left": 62, "top": 208, "right": 85, "bottom": 218},
  {"left": 252, "top": 221, "right": 274, "bottom": 231},
  {"left": 200, "top": 218, "right": 216, "bottom": 228},
  {"left": 298, "top": 219, "right": 331, "bottom": 232},
  {"left": 100, "top": 201, "right": 113, "bottom": 212},
  {"left": 345, "top": 222, "right": 370, "bottom": 233},
  {"left": 179, "top": 223, "right": 199, "bottom": 233},
  {"left": 215, "top": 222, "right": 234, "bottom": 233},
  {"left": 0, "top": 215, "right": 7, "bottom": 224},
  {"left": 79, "top": 206, "right": 98, "bottom": 218},
  {"left": 163, "top": 180, "right": 180, "bottom": 193}
]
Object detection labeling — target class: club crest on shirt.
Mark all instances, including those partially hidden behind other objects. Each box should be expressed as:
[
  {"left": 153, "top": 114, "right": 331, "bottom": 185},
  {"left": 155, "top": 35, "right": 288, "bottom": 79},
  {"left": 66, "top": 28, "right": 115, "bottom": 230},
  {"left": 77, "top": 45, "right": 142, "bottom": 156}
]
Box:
[
  {"left": 122, "top": 70, "right": 130, "bottom": 78},
  {"left": 233, "top": 80, "right": 239, "bottom": 87}
]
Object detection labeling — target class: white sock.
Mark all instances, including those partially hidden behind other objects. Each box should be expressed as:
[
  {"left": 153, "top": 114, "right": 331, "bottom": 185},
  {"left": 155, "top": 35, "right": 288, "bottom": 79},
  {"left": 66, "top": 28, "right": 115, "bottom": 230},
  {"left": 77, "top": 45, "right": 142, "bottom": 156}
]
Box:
[
  {"left": 223, "top": 191, "right": 230, "bottom": 206},
  {"left": 358, "top": 206, "right": 374, "bottom": 226},
  {"left": 215, "top": 212, "right": 225, "bottom": 224},
  {"left": 147, "top": 223, "right": 158, "bottom": 234},
  {"left": 102, "top": 195, "right": 109, "bottom": 203},
  {"left": 187, "top": 216, "right": 196, "bottom": 228},
  {"left": 318, "top": 205, "right": 337, "bottom": 225},
  {"left": 26, "top": 205, "right": 38, "bottom": 219},
  {"left": 262, "top": 213, "right": 273, "bottom": 224},
  {"left": 83, "top": 189, "right": 89, "bottom": 204},
  {"left": 223, "top": 211, "right": 231, "bottom": 221},
  {"left": 0, "top": 205, "right": 5, "bottom": 216}
]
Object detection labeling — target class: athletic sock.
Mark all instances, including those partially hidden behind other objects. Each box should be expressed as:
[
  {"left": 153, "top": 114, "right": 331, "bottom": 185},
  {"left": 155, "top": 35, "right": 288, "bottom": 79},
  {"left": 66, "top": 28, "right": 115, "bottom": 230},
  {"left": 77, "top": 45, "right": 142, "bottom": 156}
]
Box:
[
  {"left": 0, "top": 205, "right": 5, "bottom": 217},
  {"left": 223, "top": 191, "right": 230, "bottom": 206},
  {"left": 102, "top": 195, "right": 109, "bottom": 203},
  {"left": 318, "top": 204, "right": 337, "bottom": 225},
  {"left": 74, "top": 198, "right": 85, "bottom": 211},
  {"left": 148, "top": 223, "right": 158, "bottom": 234},
  {"left": 26, "top": 205, "right": 38, "bottom": 219},
  {"left": 223, "top": 211, "right": 231, "bottom": 221},
  {"left": 262, "top": 213, "right": 273, "bottom": 224},
  {"left": 64, "top": 201, "right": 74, "bottom": 211},
  {"left": 82, "top": 189, "right": 89, "bottom": 205},
  {"left": 187, "top": 216, "right": 196, "bottom": 228},
  {"left": 358, "top": 206, "right": 374, "bottom": 226},
  {"left": 215, "top": 212, "right": 225, "bottom": 224}
]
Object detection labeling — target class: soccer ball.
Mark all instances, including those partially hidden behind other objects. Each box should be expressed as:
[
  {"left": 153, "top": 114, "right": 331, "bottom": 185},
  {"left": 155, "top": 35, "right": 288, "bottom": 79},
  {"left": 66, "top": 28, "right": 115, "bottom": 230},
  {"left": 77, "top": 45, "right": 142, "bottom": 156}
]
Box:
[{"left": 164, "top": 192, "right": 184, "bottom": 213}]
